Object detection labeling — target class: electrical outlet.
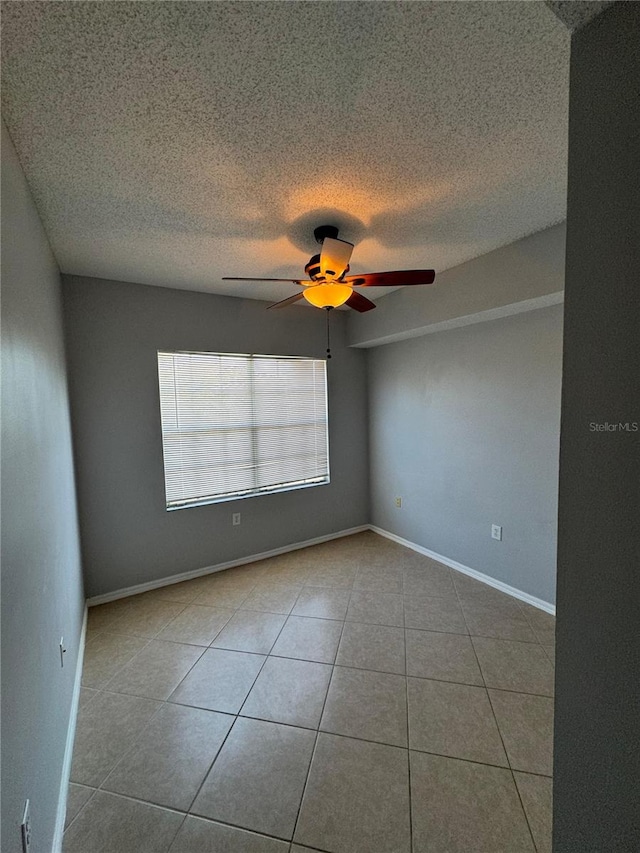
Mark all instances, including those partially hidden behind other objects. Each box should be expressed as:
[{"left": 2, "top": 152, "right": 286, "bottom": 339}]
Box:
[
  {"left": 491, "top": 524, "right": 502, "bottom": 541},
  {"left": 21, "top": 800, "right": 31, "bottom": 853},
  {"left": 232, "top": 512, "right": 241, "bottom": 526},
  {"left": 59, "top": 636, "right": 67, "bottom": 668},
  {"left": 395, "top": 497, "right": 402, "bottom": 508}
]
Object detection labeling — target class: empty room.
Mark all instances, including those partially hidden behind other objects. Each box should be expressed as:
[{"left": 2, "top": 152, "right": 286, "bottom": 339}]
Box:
[{"left": 2, "top": 2, "right": 638, "bottom": 853}]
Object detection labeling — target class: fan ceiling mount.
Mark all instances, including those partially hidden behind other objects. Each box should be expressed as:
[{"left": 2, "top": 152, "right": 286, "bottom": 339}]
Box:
[{"left": 223, "top": 225, "right": 436, "bottom": 312}]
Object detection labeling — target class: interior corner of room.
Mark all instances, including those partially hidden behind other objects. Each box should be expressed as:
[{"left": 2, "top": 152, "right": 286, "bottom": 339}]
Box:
[{"left": 2, "top": 2, "right": 638, "bottom": 852}]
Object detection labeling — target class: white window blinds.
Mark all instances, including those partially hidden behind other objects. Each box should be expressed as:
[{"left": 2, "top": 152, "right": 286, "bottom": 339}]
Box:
[{"left": 157, "top": 351, "right": 329, "bottom": 509}]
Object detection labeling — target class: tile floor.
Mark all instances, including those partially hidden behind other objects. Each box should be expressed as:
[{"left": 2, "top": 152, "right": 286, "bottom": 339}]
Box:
[{"left": 64, "top": 531, "right": 555, "bottom": 853}]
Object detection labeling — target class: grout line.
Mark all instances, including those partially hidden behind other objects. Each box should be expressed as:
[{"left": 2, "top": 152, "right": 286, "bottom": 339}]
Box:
[
  {"left": 288, "top": 580, "right": 354, "bottom": 846},
  {"left": 62, "top": 786, "right": 98, "bottom": 834},
  {"left": 458, "top": 575, "right": 541, "bottom": 852},
  {"left": 404, "top": 620, "right": 413, "bottom": 851},
  {"left": 184, "top": 715, "right": 240, "bottom": 814},
  {"left": 180, "top": 593, "right": 298, "bottom": 814}
]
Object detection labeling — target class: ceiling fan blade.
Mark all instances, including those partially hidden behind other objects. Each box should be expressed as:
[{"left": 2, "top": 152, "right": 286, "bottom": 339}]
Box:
[
  {"left": 346, "top": 291, "right": 376, "bottom": 312},
  {"left": 320, "top": 237, "right": 354, "bottom": 280},
  {"left": 266, "top": 292, "right": 305, "bottom": 310},
  {"left": 342, "top": 269, "right": 436, "bottom": 287},
  {"left": 222, "top": 276, "right": 311, "bottom": 284}
]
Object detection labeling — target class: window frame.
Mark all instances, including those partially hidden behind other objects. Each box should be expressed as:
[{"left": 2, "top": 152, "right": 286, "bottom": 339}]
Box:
[{"left": 157, "top": 349, "right": 330, "bottom": 511}]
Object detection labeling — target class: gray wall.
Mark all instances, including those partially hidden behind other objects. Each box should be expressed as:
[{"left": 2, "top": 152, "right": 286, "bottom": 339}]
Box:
[
  {"left": 367, "top": 304, "right": 563, "bottom": 605},
  {"left": 554, "top": 4, "right": 640, "bottom": 850},
  {"left": 348, "top": 223, "right": 566, "bottom": 348},
  {"left": 63, "top": 276, "right": 369, "bottom": 598},
  {"left": 1, "top": 123, "right": 85, "bottom": 852}
]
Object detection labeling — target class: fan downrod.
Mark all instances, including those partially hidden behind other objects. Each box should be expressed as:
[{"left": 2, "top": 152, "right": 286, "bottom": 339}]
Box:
[{"left": 314, "top": 224, "right": 339, "bottom": 244}]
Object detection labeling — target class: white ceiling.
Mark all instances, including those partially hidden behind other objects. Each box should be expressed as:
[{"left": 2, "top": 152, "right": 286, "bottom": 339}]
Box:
[{"left": 2, "top": 1, "right": 573, "bottom": 305}]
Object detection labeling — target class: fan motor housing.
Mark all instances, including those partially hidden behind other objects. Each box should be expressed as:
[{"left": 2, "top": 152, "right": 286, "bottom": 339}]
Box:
[
  {"left": 305, "top": 253, "right": 322, "bottom": 280},
  {"left": 314, "top": 225, "right": 339, "bottom": 244}
]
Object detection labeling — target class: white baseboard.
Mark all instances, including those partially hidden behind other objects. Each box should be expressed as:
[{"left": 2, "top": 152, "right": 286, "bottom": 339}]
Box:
[
  {"left": 87, "top": 525, "right": 370, "bottom": 607},
  {"left": 370, "top": 525, "right": 556, "bottom": 615},
  {"left": 86, "top": 522, "right": 554, "bottom": 615},
  {"left": 53, "top": 604, "right": 88, "bottom": 852}
]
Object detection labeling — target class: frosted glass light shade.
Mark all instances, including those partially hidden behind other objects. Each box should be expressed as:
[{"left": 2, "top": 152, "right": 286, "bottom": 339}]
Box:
[{"left": 303, "top": 283, "right": 352, "bottom": 308}]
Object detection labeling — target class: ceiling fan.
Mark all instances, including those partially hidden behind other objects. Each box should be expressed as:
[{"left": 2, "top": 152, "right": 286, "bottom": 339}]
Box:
[{"left": 223, "top": 225, "right": 436, "bottom": 312}]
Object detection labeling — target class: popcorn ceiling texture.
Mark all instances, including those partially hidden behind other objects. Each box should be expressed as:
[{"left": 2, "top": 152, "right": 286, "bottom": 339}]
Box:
[{"left": 2, "top": 1, "right": 571, "bottom": 303}]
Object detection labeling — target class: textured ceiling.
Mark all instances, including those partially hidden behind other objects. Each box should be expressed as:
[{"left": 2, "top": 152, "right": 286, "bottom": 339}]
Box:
[{"left": 2, "top": 1, "right": 570, "bottom": 304}]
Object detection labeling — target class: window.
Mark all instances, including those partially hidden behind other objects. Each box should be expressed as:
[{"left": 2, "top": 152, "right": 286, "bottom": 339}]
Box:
[{"left": 157, "top": 351, "right": 329, "bottom": 509}]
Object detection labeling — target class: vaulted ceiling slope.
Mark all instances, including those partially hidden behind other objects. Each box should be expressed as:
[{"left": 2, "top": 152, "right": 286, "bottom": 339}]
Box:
[{"left": 2, "top": 1, "right": 571, "bottom": 303}]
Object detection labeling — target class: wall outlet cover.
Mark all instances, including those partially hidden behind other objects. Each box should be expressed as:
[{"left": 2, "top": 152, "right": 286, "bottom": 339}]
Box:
[{"left": 491, "top": 524, "right": 503, "bottom": 541}]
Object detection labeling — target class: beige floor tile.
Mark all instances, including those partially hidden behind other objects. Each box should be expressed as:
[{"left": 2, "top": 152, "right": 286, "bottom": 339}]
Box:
[
  {"left": 303, "top": 564, "right": 357, "bottom": 589},
  {"left": 69, "top": 537, "right": 557, "bottom": 853},
  {"left": 190, "top": 570, "right": 257, "bottom": 604},
  {"left": 241, "top": 656, "right": 332, "bottom": 728},
  {"left": 461, "top": 599, "right": 538, "bottom": 642},
  {"left": 70, "top": 691, "right": 161, "bottom": 787},
  {"left": 107, "top": 599, "right": 187, "bottom": 639},
  {"left": 404, "top": 593, "right": 468, "bottom": 634},
  {"left": 169, "top": 816, "right": 289, "bottom": 852},
  {"left": 489, "top": 690, "right": 554, "bottom": 776},
  {"left": 62, "top": 791, "right": 183, "bottom": 853},
  {"left": 320, "top": 666, "right": 408, "bottom": 746},
  {"left": 137, "top": 577, "right": 208, "bottom": 604},
  {"left": 406, "top": 630, "right": 483, "bottom": 685},
  {"left": 514, "top": 771, "right": 553, "bottom": 853},
  {"left": 102, "top": 703, "right": 233, "bottom": 810},
  {"left": 346, "top": 590, "right": 404, "bottom": 627},
  {"left": 543, "top": 644, "right": 555, "bottom": 663},
  {"left": 192, "top": 585, "right": 253, "bottom": 608},
  {"left": 270, "top": 615, "right": 343, "bottom": 664},
  {"left": 290, "top": 847, "right": 324, "bottom": 852},
  {"left": 262, "top": 564, "right": 311, "bottom": 585},
  {"left": 78, "top": 687, "right": 99, "bottom": 710},
  {"left": 105, "top": 639, "right": 204, "bottom": 700},
  {"left": 65, "top": 783, "right": 95, "bottom": 829},
  {"left": 86, "top": 599, "right": 132, "bottom": 634},
  {"left": 211, "top": 609, "right": 286, "bottom": 654},
  {"left": 520, "top": 604, "right": 557, "bottom": 645},
  {"left": 410, "top": 752, "right": 535, "bottom": 853},
  {"left": 81, "top": 632, "right": 149, "bottom": 689},
  {"left": 336, "top": 621, "right": 405, "bottom": 674},
  {"left": 157, "top": 604, "right": 234, "bottom": 646},
  {"left": 291, "top": 587, "right": 351, "bottom": 620},
  {"left": 294, "top": 733, "right": 411, "bottom": 853},
  {"left": 204, "top": 567, "right": 259, "bottom": 590},
  {"left": 453, "top": 573, "right": 517, "bottom": 605},
  {"left": 402, "top": 553, "right": 450, "bottom": 570},
  {"left": 403, "top": 565, "right": 457, "bottom": 599},
  {"left": 408, "top": 677, "right": 507, "bottom": 766},
  {"left": 169, "top": 648, "right": 265, "bottom": 713},
  {"left": 472, "top": 636, "right": 554, "bottom": 696},
  {"left": 193, "top": 717, "right": 315, "bottom": 840},
  {"left": 246, "top": 564, "right": 304, "bottom": 592},
  {"left": 353, "top": 568, "right": 403, "bottom": 594},
  {"left": 227, "top": 561, "right": 270, "bottom": 580},
  {"left": 241, "top": 582, "right": 302, "bottom": 614}
]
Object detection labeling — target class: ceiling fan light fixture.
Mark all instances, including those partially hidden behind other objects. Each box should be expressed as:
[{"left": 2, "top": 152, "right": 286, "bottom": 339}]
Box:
[
  {"left": 303, "top": 283, "right": 352, "bottom": 309},
  {"left": 319, "top": 236, "right": 354, "bottom": 281}
]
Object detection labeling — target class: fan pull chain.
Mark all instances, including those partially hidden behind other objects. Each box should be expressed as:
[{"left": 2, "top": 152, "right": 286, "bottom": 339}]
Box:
[{"left": 325, "top": 306, "right": 333, "bottom": 359}]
